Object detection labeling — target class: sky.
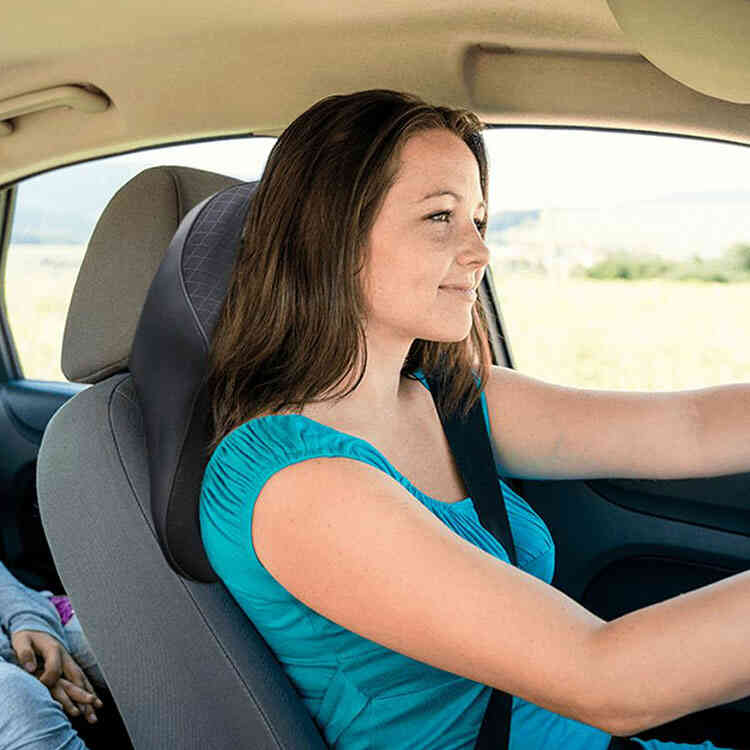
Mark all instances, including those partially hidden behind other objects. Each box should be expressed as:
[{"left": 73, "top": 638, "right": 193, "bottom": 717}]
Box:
[
  {"left": 117, "top": 128, "right": 750, "bottom": 212},
  {"left": 483, "top": 128, "right": 750, "bottom": 211}
]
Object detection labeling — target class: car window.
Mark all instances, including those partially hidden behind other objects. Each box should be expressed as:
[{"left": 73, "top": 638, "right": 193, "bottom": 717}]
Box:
[
  {"left": 484, "top": 128, "right": 750, "bottom": 391},
  {"left": 6, "top": 129, "right": 750, "bottom": 391},
  {"left": 4, "top": 137, "right": 275, "bottom": 381}
]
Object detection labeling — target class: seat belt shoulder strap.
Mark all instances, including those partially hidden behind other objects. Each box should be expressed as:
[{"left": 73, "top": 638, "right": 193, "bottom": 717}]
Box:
[{"left": 424, "top": 371, "right": 516, "bottom": 749}]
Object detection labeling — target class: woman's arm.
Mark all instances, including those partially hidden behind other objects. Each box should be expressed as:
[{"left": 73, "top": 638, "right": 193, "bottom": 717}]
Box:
[
  {"left": 483, "top": 364, "right": 750, "bottom": 480},
  {"left": 252, "top": 457, "right": 750, "bottom": 736}
]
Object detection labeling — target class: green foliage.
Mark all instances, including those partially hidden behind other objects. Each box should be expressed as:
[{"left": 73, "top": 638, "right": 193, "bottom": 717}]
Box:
[
  {"left": 585, "top": 252, "right": 672, "bottom": 281},
  {"left": 665, "top": 258, "right": 732, "bottom": 283},
  {"left": 585, "top": 243, "right": 750, "bottom": 283},
  {"left": 726, "top": 243, "right": 750, "bottom": 271}
]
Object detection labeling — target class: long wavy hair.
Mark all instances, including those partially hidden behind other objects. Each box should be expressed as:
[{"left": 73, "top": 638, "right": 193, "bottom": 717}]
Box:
[{"left": 207, "top": 89, "right": 493, "bottom": 453}]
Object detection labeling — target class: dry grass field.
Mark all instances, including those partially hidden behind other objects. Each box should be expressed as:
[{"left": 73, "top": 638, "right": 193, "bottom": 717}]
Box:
[
  {"left": 4, "top": 245, "right": 750, "bottom": 391},
  {"left": 4, "top": 244, "right": 86, "bottom": 382},
  {"left": 496, "top": 276, "right": 750, "bottom": 391}
]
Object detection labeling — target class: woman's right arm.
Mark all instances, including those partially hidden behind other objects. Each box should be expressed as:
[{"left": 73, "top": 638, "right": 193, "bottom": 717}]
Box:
[{"left": 251, "top": 455, "right": 750, "bottom": 738}]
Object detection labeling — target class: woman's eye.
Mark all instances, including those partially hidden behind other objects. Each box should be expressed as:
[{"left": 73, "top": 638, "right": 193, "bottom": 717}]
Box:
[{"left": 426, "top": 211, "right": 487, "bottom": 232}]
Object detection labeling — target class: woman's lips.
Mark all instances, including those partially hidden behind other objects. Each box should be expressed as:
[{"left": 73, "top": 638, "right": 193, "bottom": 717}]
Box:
[{"left": 439, "top": 286, "right": 477, "bottom": 301}]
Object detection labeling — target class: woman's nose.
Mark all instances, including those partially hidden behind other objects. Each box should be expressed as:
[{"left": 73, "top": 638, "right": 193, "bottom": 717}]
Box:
[{"left": 458, "top": 225, "right": 491, "bottom": 268}]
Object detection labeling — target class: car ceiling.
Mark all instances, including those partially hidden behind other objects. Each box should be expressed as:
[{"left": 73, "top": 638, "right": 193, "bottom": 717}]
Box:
[{"left": 1, "top": 0, "right": 750, "bottom": 187}]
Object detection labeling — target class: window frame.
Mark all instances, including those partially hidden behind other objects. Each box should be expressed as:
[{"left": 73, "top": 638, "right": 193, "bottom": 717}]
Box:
[{"left": 0, "top": 185, "right": 19, "bottom": 382}]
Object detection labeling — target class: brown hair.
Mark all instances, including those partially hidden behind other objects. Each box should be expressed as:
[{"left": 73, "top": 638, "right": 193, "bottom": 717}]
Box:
[{"left": 207, "top": 89, "right": 493, "bottom": 453}]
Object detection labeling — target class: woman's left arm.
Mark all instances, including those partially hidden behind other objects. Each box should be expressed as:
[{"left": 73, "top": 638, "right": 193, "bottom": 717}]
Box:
[{"left": 483, "top": 365, "right": 750, "bottom": 481}]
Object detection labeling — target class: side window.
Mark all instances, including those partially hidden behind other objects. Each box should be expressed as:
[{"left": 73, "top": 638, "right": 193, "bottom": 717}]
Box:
[
  {"left": 484, "top": 129, "right": 750, "bottom": 390},
  {"left": 4, "top": 137, "right": 275, "bottom": 382}
]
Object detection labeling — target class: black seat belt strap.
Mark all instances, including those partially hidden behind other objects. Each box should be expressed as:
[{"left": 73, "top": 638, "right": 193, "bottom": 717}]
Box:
[
  {"left": 425, "top": 370, "right": 517, "bottom": 750},
  {"left": 424, "top": 371, "right": 517, "bottom": 564},
  {"left": 608, "top": 737, "right": 642, "bottom": 748}
]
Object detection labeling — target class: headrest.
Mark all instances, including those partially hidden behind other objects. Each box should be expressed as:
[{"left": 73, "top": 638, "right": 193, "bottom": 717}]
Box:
[
  {"left": 63, "top": 166, "right": 242, "bottom": 383},
  {"left": 130, "top": 181, "right": 258, "bottom": 582}
]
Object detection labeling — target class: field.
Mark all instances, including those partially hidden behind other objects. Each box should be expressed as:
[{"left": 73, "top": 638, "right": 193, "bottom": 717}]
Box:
[
  {"left": 4, "top": 245, "right": 86, "bottom": 382},
  {"left": 496, "top": 276, "right": 750, "bottom": 390},
  {"left": 4, "top": 245, "right": 750, "bottom": 390}
]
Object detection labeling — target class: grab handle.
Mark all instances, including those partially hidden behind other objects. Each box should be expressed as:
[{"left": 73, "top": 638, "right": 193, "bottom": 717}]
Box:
[{"left": 0, "top": 85, "right": 109, "bottom": 136}]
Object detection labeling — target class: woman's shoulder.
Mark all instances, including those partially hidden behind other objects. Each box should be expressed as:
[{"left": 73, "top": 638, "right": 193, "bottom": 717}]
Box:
[
  {"left": 207, "top": 414, "right": 330, "bottom": 475},
  {"left": 203, "top": 412, "right": 396, "bottom": 496},
  {"left": 198, "top": 411, "right": 401, "bottom": 588}
]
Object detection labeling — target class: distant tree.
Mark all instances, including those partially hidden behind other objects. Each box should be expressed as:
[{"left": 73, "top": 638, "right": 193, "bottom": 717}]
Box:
[
  {"left": 725, "top": 243, "right": 750, "bottom": 271},
  {"left": 585, "top": 252, "right": 673, "bottom": 280},
  {"left": 585, "top": 246, "right": 750, "bottom": 283}
]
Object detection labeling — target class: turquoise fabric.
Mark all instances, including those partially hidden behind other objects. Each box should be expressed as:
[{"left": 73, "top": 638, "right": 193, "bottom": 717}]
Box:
[{"left": 199, "top": 371, "right": 731, "bottom": 750}]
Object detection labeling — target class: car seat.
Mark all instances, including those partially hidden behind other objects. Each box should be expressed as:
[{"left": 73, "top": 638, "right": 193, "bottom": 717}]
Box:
[{"left": 36, "top": 166, "right": 329, "bottom": 749}]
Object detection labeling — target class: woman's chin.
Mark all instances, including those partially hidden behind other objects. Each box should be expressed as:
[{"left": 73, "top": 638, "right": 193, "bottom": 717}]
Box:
[{"left": 420, "top": 322, "right": 473, "bottom": 343}]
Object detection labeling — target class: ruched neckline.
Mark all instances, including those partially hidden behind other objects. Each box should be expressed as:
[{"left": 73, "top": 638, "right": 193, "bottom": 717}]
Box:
[{"left": 249, "top": 412, "right": 475, "bottom": 509}]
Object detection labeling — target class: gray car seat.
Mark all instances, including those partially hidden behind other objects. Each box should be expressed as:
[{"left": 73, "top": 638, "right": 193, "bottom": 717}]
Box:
[{"left": 36, "top": 166, "right": 329, "bottom": 749}]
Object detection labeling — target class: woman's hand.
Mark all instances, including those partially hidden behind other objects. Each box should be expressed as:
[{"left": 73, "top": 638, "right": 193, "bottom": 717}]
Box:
[{"left": 11, "top": 629, "right": 104, "bottom": 722}]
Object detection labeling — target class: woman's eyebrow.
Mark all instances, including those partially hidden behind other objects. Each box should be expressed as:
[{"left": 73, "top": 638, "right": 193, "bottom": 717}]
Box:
[{"left": 418, "top": 189, "right": 487, "bottom": 212}]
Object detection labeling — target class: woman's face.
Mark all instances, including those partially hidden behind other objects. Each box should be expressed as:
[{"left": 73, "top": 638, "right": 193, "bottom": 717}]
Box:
[{"left": 361, "top": 128, "right": 490, "bottom": 346}]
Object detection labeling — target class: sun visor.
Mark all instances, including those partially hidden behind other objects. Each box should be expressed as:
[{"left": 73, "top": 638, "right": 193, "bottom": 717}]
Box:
[
  {"left": 607, "top": 0, "right": 750, "bottom": 104},
  {"left": 464, "top": 45, "right": 750, "bottom": 142}
]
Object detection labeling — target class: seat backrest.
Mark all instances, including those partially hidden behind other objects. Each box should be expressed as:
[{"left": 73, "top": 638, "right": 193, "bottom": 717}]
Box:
[{"left": 37, "top": 166, "right": 329, "bottom": 750}]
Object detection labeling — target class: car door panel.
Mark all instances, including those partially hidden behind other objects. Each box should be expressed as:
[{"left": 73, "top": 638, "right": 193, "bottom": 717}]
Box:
[
  {"left": 0, "top": 381, "right": 80, "bottom": 587},
  {"left": 520, "top": 474, "right": 750, "bottom": 745}
]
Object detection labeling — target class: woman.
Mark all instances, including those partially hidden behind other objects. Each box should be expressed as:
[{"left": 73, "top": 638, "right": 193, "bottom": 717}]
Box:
[{"left": 199, "top": 89, "right": 750, "bottom": 749}]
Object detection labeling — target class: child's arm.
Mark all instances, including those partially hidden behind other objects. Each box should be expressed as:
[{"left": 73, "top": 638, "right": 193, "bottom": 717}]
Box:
[
  {"left": 10, "top": 628, "right": 103, "bottom": 722},
  {"left": 0, "top": 561, "right": 68, "bottom": 649},
  {"left": 0, "top": 561, "right": 102, "bottom": 721}
]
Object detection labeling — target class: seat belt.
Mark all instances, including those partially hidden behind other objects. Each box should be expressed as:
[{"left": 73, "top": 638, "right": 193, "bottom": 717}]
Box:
[
  {"left": 608, "top": 738, "right": 642, "bottom": 748},
  {"left": 425, "top": 371, "right": 517, "bottom": 750}
]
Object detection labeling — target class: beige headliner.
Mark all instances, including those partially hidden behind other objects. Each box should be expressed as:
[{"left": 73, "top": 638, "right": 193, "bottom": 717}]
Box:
[{"left": 1, "top": 0, "right": 749, "bottom": 187}]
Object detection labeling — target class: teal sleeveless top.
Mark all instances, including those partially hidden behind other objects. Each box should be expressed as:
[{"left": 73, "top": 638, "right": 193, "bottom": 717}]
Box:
[{"left": 199, "top": 371, "right": 728, "bottom": 750}]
